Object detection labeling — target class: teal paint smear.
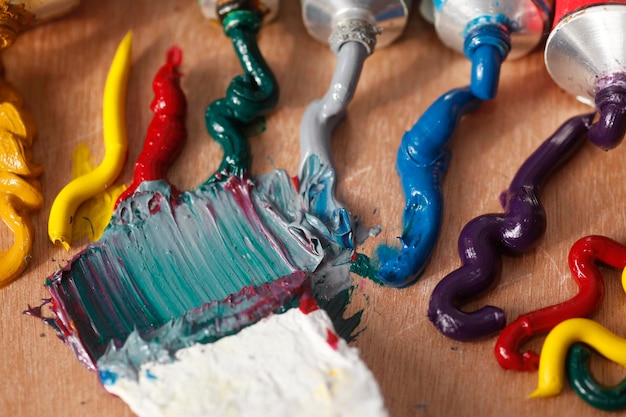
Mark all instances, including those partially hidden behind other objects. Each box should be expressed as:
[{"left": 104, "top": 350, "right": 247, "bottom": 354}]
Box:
[
  {"left": 97, "top": 271, "right": 309, "bottom": 383},
  {"left": 47, "top": 164, "right": 358, "bottom": 369}
]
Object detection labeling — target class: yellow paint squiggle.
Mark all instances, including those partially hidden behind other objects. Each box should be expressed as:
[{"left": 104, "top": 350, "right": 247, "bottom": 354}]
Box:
[
  {"left": 71, "top": 142, "right": 125, "bottom": 242},
  {"left": 0, "top": 79, "right": 43, "bottom": 286},
  {"left": 530, "top": 317, "right": 626, "bottom": 398},
  {"left": 48, "top": 31, "right": 132, "bottom": 250}
]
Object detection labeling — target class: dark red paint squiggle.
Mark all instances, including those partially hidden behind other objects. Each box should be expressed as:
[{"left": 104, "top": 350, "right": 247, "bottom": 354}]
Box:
[
  {"left": 116, "top": 47, "right": 187, "bottom": 207},
  {"left": 495, "top": 235, "right": 626, "bottom": 371}
]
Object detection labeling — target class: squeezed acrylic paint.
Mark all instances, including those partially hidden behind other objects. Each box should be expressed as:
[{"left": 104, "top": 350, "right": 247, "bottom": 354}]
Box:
[
  {"left": 298, "top": 41, "right": 367, "bottom": 253},
  {"left": 95, "top": 271, "right": 311, "bottom": 377},
  {"left": 373, "top": 87, "right": 480, "bottom": 287},
  {"left": 0, "top": 77, "right": 43, "bottom": 286},
  {"left": 428, "top": 113, "right": 593, "bottom": 341},
  {"left": 530, "top": 318, "right": 626, "bottom": 399},
  {"left": 587, "top": 74, "right": 626, "bottom": 150},
  {"left": 36, "top": 11, "right": 384, "bottom": 417},
  {"left": 204, "top": 10, "right": 278, "bottom": 182},
  {"left": 567, "top": 344, "right": 626, "bottom": 411},
  {"left": 115, "top": 46, "right": 186, "bottom": 206},
  {"left": 70, "top": 142, "right": 126, "bottom": 242},
  {"left": 47, "top": 170, "right": 356, "bottom": 368},
  {"left": 495, "top": 235, "right": 626, "bottom": 371},
  {"left": 463, "top": 16, "right": 511, "bottom": 100},
  {"left": 48, "top": 32, "right": 131, "bottom": 250}
]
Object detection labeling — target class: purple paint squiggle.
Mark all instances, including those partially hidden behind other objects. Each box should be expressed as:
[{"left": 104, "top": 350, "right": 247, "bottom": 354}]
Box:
[{"left": 428, "top": 113, "right": 594, "bottom": 341}]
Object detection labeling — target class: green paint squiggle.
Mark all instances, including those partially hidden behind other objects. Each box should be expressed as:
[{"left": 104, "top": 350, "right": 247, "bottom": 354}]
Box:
[{"left": 204, "top": 10, "right": 279, "bottom": 182}]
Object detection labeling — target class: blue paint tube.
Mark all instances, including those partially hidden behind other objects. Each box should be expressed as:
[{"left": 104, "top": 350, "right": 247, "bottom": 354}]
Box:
[{"left": 431, "top": 0, "right": 553, "bottom": 100}]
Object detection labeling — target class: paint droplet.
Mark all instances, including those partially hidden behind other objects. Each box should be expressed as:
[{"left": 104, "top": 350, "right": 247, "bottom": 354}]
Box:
[
  {"left": 298, "top": 294, "right": 318, "bottom": 314},
  {"left": 326, "top": 328, "right": 339, "bottom": 350}
]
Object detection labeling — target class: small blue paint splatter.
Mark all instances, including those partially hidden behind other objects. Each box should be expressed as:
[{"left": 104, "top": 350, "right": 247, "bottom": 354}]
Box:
[{"left": 98, "top": 369, "right": 118, "bottom": 386}]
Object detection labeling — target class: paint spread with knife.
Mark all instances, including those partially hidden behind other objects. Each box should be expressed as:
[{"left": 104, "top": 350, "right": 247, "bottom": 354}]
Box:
[{"left": 35, "top": 6, "right": 386, "bottom": 416}]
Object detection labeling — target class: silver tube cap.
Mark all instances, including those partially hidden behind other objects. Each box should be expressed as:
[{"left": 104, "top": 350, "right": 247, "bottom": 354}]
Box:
[
  {"left": 300, "top": 0, "right": 413, "bottom": 49},
  {"left": 198, "top": 0, "right": 280, "bottom": 24},
  {"left": 544, "top": 4, "right": 626, "bottom": 106},
  {"left": 434, "top": 0, "right": 553, "bottom": 59}
]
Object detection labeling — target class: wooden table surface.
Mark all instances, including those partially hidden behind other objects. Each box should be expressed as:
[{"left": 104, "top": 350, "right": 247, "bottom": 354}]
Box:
[{"left": 2, "top": 1, "right": 625, "bottom": 416}]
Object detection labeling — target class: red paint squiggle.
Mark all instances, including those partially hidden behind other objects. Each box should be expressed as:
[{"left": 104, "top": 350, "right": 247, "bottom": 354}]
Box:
[
  {"left": 494, "top": 235, "right": 626, "bottom": 371},
  {"left": 116, "top": 47, "right": 187, "bottom": 207}
]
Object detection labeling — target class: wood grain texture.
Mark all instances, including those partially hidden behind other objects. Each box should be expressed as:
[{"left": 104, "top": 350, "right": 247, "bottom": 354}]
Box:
[{"left": 1, "top": 1, "right": 625, "bottom": 416}]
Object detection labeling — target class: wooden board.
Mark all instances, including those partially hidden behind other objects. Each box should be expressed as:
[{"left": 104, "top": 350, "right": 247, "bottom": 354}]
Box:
[{"left": 2, "top": 1, "right": 625, "bottom": 416}]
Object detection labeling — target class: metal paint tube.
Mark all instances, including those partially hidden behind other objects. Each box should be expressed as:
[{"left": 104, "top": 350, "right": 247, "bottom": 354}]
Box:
[
  {"left": 299, "top": 0, "right": 412, "bottom": 50},
  {"left": 433, "top": 0, "right": 553, "bottom": 99},
  {"left": 0, "top": 0, "right": 80, "bottom": 48},
  {"left": 544, "top": 0, "right": 626, "bottom": 150},
  {"left": 419, "top": 0, "right": 434, "bottom": 23},
  {"left": 198, "top": 0, "right": 280, "bottom": 24}
]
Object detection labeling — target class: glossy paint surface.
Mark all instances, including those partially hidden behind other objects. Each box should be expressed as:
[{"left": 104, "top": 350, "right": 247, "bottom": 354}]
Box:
[
  {"left": 48, "top": 32, "right": 131, "bottom": 250},
  {"left": 116, "top": 46, "right": 186, "bottom": 205},
  {"left": 567, "top": 344, "right": 626, "bottom": 411},
  {"left": 428, "top": 113, "right": 593, "bottom": 341},
  {"left": 44, "top": 10, "right": 359, "bottom": 379},
  {"left": 530, "top": 318, "right": 626, "bottom": 398},
  {"left": 375, "top": 87, "right": 479, "bottom": 287},
  {"left": 495, "top": 235, "right": 626, "bottom": 371},
  {"left": 0, "top": 78, "right": 43, "bottom": 286}
]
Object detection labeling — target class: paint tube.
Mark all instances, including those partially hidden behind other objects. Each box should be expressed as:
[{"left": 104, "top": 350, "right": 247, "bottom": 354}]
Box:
[
  {"left": 0, "top": 0, "right": 80, "bottom": 48},
  {"left": 198, "top": 0, "right": 280, "bottom": 24},
  {"left": 432, "top": 0, "right": 554, "bottom": 99},
  {"left": 544, "top": 0, "right": 626, "bottom": 150},
  {"left": 299, "top": 0, "right": 412, "bottom": 50}
]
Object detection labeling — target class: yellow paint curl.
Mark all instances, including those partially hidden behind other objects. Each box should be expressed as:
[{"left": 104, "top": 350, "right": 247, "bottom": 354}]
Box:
[
  {"left": 48, "top": 31, "right": 132, "bottom": 250},
  {"left": 530, "top": 318, "right": 626, "bottom": 398},
  {"left": 70, "top": 142, "right": 125, "bottom": 242},
  {"left": 0, "top": 79, "right": 43, "bottom": 286}
]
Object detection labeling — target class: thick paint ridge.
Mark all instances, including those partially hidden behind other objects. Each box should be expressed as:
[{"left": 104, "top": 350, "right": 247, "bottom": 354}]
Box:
[
  {"left": 428, "top": 113, "right": 594, "bottom": 342},
  {"left": 373, "top": 87, "right": 480, "bottom": 287},
  {"left": 47, "top": 160, "right": 357, "bottom": 369},
  {"left": 97, "top": 271, "right": 309, "bottom": 381}
]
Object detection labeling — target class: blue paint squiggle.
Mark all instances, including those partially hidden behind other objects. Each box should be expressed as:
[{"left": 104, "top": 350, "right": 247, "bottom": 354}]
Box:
[{"left": 375, "top": 87, "right": 480, "bottom": 287}]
